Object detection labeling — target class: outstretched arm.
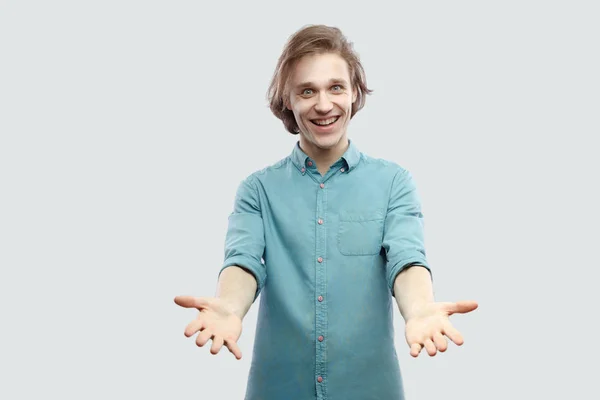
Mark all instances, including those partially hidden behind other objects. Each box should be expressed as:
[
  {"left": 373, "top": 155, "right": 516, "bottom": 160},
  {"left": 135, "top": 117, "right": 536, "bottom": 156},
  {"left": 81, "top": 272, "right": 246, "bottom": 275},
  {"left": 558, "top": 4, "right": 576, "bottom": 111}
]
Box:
[
  {"left": 381, "top": 169, "right": 477, "bottom": 357},
  {"left": 174, "top": 266, "right": 257, "bottom": 359},
  {"left": 393, "top": 265, "right": 434, "bottom": 321},
  {"left": 394, "top": 265, "right": 478, "bottom": 357},
  {"left": 215, "top": 265, "right": 258, "bottom": 320},
  {"left": 174, "top": 176, "right": 265, "bottom": 359}
]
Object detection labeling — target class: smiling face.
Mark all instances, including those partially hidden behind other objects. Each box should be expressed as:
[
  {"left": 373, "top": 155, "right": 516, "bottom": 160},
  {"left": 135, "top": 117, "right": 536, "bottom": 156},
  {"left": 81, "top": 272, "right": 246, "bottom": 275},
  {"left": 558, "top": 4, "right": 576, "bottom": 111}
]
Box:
[{"left": 286, "top": 52, "right": 357, "bottom": 156}]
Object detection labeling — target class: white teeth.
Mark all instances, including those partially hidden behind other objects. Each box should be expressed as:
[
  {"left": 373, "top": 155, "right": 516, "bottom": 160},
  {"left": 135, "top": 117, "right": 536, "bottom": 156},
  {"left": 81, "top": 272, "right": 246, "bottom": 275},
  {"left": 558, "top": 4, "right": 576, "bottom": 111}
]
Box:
[{"left": 313, "top": 117, "right": 338, "bottom": 126}]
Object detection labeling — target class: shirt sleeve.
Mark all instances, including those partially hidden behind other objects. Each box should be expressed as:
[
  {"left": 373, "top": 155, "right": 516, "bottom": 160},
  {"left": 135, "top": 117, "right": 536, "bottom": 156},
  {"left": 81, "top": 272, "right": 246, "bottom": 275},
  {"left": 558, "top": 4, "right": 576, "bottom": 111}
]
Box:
[
  {"left": 382, "top": 168, "right": 431, "bottom": 297},
  {"left": 219, "top": 175, "right": 266, "bottom": 301}
]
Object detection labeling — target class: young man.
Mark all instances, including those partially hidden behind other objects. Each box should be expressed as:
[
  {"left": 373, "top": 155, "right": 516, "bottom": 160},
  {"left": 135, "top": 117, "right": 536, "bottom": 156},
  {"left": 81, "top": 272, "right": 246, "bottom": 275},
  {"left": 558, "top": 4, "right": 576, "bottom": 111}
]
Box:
[{"left": 175, "top": 25, "right": 478, "bottom": 400}]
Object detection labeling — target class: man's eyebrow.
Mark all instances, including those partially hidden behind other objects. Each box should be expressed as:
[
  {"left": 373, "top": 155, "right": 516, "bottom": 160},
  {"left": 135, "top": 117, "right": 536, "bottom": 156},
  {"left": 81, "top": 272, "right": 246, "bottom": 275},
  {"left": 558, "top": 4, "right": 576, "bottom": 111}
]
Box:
[{"left": 294, "top": 78, "right": 349, "bottom": 89}]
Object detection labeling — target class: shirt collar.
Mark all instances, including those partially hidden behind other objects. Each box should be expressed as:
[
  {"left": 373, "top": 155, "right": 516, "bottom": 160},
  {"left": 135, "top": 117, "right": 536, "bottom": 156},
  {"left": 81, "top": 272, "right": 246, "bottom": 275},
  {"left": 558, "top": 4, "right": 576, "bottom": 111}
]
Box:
[
  {"left": 290, "top": 139, "right": 361, "bottom": 172},
  {"left": 341, "top": 139, "right": 361, "bottom": 171}
]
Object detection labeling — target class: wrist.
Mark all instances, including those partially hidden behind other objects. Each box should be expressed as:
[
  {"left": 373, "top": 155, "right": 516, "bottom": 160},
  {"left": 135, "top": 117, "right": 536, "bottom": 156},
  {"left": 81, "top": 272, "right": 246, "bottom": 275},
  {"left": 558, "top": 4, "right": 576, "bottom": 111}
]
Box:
[{"left": 217, "top": 297, "right": 246, "bottom": 320}]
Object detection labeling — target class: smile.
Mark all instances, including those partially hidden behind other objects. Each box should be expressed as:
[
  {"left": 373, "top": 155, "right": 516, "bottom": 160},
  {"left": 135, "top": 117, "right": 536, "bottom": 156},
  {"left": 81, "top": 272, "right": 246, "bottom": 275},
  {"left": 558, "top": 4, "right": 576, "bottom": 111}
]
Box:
[{"left": 311, "top": 116, "right": 340, "bottom": 126}]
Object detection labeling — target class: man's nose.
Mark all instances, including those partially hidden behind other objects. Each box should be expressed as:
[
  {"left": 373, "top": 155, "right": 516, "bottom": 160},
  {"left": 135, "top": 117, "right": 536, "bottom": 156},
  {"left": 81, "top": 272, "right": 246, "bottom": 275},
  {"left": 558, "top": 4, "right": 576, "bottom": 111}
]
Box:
[{"left": 314, "top": 93, "right": 334, "bottom": 113}]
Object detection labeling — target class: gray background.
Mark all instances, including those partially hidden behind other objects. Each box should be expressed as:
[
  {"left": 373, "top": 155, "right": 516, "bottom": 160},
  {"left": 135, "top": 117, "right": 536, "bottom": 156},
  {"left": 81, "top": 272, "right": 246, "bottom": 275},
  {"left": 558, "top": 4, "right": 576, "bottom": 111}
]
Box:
[{"left": 1, "top": 0, "right": 598, "bottom": 399}]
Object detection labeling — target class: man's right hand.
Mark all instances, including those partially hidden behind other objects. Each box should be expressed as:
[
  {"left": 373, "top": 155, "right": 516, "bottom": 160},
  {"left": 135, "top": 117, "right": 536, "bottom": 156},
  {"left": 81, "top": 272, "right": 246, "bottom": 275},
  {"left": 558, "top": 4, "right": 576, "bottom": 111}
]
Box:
[{"left": 174, "top": 296, "right": 243, "bottom": 360}]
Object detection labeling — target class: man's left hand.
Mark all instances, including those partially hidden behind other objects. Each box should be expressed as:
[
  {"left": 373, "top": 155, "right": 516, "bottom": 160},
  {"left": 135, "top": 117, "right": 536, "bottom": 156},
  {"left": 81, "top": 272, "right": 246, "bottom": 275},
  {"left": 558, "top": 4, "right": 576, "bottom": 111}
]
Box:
[{"left": 404, "top": 300, "right": 478, "bottom": 357}]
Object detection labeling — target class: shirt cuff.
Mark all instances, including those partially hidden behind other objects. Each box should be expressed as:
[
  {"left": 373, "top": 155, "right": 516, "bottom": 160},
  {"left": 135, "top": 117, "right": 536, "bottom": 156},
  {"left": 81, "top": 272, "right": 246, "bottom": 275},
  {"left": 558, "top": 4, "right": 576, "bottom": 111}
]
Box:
[{"left": 387, "top": 254, "right": 431, "bottom": 296}]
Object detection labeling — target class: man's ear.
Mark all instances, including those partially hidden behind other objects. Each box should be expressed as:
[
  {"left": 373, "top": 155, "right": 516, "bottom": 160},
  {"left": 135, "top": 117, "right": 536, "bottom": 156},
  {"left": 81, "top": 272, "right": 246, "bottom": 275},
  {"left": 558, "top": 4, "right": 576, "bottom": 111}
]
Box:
[
  {"left": 283, "top": 93, "right": 292, "bottom": 111},
  {"left": 352, "top": 87, "right": 358, "bottom": 104}
]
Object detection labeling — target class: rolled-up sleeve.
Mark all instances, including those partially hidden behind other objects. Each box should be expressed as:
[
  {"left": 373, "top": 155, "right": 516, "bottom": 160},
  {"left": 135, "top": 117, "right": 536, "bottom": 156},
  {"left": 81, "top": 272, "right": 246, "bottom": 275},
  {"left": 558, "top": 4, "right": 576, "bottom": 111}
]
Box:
[
  {"left": 382, "top": 168, "right": 431, "bottom": 296},
  {"left": 219, "top": 176, "right": 266, "bottom": 301}
]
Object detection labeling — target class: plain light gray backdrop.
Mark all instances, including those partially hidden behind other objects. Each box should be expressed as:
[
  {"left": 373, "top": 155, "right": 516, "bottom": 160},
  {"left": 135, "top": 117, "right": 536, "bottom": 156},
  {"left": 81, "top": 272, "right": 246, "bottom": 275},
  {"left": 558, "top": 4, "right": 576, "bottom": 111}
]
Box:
[{"left": 1, "top": 0, "right": 599, "bottom": 399}]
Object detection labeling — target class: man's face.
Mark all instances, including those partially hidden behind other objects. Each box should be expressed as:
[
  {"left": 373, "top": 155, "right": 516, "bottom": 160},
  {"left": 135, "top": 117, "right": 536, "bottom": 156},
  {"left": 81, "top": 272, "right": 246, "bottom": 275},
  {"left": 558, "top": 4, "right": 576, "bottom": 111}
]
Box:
[{"left": 286, "top": 52, "right": 357, "bottom": 152}]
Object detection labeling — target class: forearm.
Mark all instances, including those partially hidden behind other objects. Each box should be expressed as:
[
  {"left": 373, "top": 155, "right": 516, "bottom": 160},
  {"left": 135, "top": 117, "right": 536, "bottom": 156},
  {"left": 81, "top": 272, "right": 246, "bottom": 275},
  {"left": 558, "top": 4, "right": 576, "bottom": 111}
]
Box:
[
  {"left": 393, "top": 265, "right": 434, "bottom": 321},
  {"left": 215, "top": 266, "right": 258, "bottom": 320}
]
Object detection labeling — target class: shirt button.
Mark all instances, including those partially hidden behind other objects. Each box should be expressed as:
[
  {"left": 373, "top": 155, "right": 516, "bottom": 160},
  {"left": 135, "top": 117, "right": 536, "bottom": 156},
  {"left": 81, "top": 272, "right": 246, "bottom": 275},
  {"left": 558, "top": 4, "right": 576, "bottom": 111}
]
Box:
[
  {"left": 318, "top": 296, "right": 323, "bottom": 302},
  {"left": 318, "top": 218, "right": 323, "bottom": 225},
  {"left": 319, "top": 183, "right": 325, "bottom": 189},
  {"left": 317, "top": 376, "right": 323, "bottom": 383},
  {"left": 341, "top": 167, "right": 345, "bottom": 172},
  {"left": 301, "top": 167, "right": 306, "bottom": 173},
  {"left": 318, "top": 335, "right": 324, "bottom": 342},
  {"left": 317, "top": 257, "right": 323, "bottom": 263},
  {"left": 307, "top": 161, "right": 313, "bottom": 166}
]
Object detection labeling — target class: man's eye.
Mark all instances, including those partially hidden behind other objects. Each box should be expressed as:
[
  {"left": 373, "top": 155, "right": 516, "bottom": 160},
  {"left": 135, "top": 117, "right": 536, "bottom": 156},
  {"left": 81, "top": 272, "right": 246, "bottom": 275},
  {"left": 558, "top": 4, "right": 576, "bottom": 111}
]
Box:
[
  {"left": 332, "top": 85, "right": 342, "bottom": 91},
  {"left": 302, "top": 89, "right": 313, "bottom": 95}
]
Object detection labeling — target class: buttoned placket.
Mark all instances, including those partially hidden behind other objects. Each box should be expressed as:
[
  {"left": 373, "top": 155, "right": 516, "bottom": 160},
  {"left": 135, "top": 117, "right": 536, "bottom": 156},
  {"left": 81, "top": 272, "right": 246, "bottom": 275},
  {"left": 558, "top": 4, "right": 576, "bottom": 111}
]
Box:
[{"left": 301, "top": 159, "right": 348, "bottom": 400}]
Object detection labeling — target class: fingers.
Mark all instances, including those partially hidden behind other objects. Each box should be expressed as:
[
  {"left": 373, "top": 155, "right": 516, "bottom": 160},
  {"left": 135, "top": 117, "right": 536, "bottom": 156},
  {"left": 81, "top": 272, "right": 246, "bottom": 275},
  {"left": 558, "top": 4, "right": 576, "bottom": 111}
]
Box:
[
  {"left": 409, "top": 336, "right": 445, "bottom": 357},
  {"left": 433, "top": 332, "right": 448, "bottom": 352},
  {"left": 423, "top": 338, "right": 437, "bottom": 356},
  {"left": 196, "top": 328, "right": 213, "bottom": 347},
  {"left": 225, "top": 339, "right": 243, "bottom": 360},
  {"left": 184, "top": 317, "right": 205, "bottom": 338},
  {"left": 208, "top": 335, "right": 244, "bottom": 360},
  {"left": 200, "top": 332, "right": 242, "bottom": 360},
  {"left": 409, "top": 343, "right": 422, "bottom": 358},
  {"left": 191, "top": 327, "right": 242, "bottom": 360},
  {"left": 412, "top": 325, "right": 464, "bottom": 357},
  {"left": 443, "top": 322, "right": 465, "bottom": 346},
  {"left": 409, "top": 330, "right": 450, "bottom": 357},
  {"left": 210, "top": 335, "right": 224, "bottom": 355}
]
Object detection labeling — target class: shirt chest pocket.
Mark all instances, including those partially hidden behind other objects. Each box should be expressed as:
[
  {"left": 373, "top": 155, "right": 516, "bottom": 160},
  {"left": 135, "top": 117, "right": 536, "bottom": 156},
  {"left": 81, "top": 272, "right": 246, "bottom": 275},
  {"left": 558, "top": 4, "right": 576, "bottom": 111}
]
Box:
[{"left": 337, "top": 210, "right": 385, "bottom": 256}]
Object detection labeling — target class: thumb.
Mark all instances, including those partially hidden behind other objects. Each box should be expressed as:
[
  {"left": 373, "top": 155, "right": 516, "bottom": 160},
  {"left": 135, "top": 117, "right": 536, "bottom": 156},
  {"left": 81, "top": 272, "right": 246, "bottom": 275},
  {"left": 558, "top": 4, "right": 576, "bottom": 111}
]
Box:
[
  {"left": 443, "top": 300, "right": 478, "bottom": 315},
  {"left": 174, "top": 295, "right": 211, "bottom": 309}
]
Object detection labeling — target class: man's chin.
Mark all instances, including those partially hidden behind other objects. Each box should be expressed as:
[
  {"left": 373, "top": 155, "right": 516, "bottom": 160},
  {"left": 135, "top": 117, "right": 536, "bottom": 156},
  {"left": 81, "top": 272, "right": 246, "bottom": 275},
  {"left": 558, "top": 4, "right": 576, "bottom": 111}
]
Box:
[
  {"left": 313, "top": 138, "right": 342, "bottom": 150},
  {"left": 310, "top": 131, "right": 345, "bottom": 147}
]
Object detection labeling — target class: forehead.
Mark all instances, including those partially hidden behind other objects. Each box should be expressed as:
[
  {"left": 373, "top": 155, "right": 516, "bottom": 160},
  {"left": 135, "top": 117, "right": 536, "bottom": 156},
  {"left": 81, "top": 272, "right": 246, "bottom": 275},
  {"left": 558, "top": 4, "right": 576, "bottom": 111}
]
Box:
[{"left": 289, "top": 52, "right": 351, "bottom": 86}]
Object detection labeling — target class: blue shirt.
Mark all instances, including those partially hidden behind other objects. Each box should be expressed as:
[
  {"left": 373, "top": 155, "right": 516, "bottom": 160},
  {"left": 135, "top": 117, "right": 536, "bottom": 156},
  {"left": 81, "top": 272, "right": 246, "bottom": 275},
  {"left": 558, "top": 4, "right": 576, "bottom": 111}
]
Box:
[{"left": 219, "top": 140, "right": 430, "bottom": 400}]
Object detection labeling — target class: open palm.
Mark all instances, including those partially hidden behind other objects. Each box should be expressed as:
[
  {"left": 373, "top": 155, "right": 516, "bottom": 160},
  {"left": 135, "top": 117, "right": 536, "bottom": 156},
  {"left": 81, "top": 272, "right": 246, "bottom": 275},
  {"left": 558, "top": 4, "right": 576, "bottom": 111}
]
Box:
[
  {"left": 174, "top": 295, "right": 243, "bottom": 360},
  {"left": 405, "top": 300, "right": 478, "bottom": 357}
]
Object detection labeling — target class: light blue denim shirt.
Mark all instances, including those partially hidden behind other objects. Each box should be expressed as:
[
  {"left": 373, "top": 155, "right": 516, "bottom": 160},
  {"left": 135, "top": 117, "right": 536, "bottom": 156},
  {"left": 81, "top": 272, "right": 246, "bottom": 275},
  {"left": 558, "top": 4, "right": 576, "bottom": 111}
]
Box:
[{"left": 219, "top": 140, "right": 430, "bottom": 400}]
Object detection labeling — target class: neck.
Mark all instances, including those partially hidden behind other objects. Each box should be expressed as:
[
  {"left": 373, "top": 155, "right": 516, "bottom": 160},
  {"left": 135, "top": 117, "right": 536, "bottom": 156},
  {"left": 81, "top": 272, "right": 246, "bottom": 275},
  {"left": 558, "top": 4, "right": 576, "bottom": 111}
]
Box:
[{"left": 299, "top": 136, "right": 349, "bottom": 175}]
